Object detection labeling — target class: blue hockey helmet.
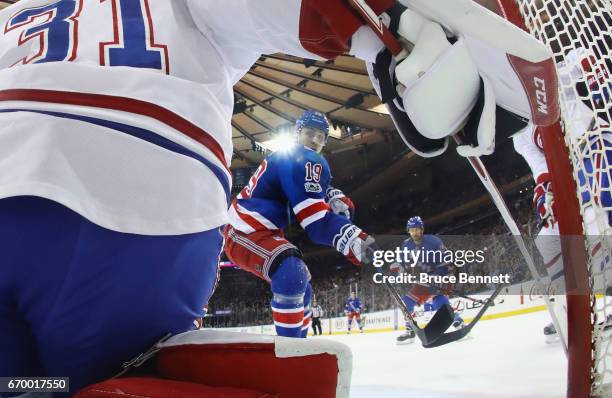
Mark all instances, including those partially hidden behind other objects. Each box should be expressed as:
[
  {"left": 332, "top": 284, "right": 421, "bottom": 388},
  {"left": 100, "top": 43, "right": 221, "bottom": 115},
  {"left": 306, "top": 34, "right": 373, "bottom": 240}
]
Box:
[
  {"left": 296, "top": 110, "right": 329, "bottom": 137},
  {"left": 406, "top": 216, "right": 424, "bottom": 230}
]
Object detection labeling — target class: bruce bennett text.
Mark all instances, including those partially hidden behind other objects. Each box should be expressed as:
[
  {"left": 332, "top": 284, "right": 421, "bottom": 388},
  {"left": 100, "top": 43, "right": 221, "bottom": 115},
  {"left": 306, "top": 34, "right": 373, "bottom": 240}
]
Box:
[{"left": 373, "top": 273, "right": 511, "bottom": 285}]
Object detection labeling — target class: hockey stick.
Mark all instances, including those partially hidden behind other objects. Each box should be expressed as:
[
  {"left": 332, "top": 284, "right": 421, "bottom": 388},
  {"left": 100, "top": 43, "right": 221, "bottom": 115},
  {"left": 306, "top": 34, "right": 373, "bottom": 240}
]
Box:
[
  {"left": 425, "top": 282, "right": 487, "bottom": 304},
  {"left": 363, "top": 243, "right": 454, "bottom": 344},
  {"left": 381, "top": 273, "right": 504, "bottom": 347},
  {"left": 377, "top": 270, "right": 455, "bottom": 345},
  {"left": 422, "top": 283, "right": 505, "bottom": 348},
  {"left": 366, "top": 254, "right": 454, "bottom": 344},
  {"left": 450, "top": 292, "right": 486, "bottom": 304},
  {"left": 347, "top": 0, "right": 406, "bottom": 58}
]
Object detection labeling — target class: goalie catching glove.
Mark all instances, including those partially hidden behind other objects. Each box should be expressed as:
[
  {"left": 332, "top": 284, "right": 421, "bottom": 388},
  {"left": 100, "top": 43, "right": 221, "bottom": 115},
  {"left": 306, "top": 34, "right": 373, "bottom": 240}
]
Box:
[{"left": 362, "top": 0, "right": 558, "bottom": 158}]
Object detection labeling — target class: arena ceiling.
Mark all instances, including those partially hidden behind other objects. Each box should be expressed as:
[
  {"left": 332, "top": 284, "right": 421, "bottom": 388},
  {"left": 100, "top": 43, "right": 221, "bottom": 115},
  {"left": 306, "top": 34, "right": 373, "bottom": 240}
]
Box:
[{"left": 0, "top": 0, "right": 499, "bottom": 171}]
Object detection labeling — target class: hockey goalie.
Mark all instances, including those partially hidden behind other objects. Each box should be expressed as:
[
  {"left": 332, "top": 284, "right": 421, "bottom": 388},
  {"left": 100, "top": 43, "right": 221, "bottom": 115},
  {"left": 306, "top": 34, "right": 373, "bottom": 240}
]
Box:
[{"left": 0, "top": 0, "right": 558, "bottom": 396}]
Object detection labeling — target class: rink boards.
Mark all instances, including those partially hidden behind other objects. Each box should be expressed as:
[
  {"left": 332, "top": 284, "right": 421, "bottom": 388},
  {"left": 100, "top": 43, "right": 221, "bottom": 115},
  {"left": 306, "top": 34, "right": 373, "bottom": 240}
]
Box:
[{"left": 218, "top": 280, "right": 553, "bottom": 336}]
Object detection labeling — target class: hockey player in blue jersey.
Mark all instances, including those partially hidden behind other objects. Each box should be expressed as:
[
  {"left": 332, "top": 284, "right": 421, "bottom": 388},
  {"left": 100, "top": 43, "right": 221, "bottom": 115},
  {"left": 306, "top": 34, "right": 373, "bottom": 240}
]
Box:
[
  {"left": 393, "top": 216, "right": 465, "bottom": 345},
  {"left": 345, "top": 291, "right": 364, "bottom": 334},
  {"left": 224, "top": 110, "right": 376, "bottom": 338}
]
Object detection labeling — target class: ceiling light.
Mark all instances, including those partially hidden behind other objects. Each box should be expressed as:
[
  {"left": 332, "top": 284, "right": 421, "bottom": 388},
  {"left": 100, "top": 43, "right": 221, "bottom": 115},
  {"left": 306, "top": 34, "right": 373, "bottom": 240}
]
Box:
[{"left": 261, "top": 130, "right": 296, "bottom": 152}]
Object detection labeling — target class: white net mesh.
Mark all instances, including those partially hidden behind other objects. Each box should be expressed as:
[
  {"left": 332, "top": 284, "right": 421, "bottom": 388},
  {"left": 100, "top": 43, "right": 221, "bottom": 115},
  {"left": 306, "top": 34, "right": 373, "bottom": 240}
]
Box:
[{"left": 512, "top": 0, "right": 612, "bottom": 395}]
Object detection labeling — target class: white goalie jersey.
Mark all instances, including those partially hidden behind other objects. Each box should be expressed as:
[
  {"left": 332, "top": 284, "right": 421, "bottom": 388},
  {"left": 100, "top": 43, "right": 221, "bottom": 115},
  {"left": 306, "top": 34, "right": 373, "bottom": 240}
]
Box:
[{"left": 0, "top": 0, "right": 388, "bottom": 235}]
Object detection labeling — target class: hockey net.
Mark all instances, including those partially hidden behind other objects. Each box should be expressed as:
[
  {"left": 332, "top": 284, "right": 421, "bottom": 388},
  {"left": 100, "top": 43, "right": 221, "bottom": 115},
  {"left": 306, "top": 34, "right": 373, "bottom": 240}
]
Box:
[{"left": 498, "top": 0, "right": 612, "bottom": 396}]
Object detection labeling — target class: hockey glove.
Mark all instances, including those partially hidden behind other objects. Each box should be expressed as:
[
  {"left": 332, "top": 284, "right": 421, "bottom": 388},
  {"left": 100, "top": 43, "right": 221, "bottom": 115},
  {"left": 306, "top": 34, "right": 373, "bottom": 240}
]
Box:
[
  {"left": 347, "top": 232, "right": 377, "bottom": 266},
  {"left": 335, "top": 225, "right": 378, "bottom": 266},
  {"left": 534, "top": 173, "right": 555, "bottom": 228},
  {"left": 326, "top": 188, "right": 355, "bottom": 220},
  {"left": 389, "top": 262, "right": 403, "bottom": 274}
]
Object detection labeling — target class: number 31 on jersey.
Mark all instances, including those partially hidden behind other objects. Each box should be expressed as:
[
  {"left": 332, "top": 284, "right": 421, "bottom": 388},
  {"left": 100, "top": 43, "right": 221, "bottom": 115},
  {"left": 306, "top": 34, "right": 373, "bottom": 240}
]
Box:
[{"left": 4, "top": 0, "right": 168, "bottom": 73}]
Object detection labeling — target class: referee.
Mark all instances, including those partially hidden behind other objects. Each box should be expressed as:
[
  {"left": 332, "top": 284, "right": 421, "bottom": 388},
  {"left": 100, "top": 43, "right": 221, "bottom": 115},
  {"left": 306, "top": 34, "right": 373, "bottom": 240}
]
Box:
[{"left": 311, "top": 298, "right": 324, "bottom": 336}]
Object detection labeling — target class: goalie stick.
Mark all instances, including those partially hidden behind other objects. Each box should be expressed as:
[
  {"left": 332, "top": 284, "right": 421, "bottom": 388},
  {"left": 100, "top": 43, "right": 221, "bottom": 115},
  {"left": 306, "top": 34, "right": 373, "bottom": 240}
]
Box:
[{"left": 347, "top": 0, "right": 406, "bottom": 58}]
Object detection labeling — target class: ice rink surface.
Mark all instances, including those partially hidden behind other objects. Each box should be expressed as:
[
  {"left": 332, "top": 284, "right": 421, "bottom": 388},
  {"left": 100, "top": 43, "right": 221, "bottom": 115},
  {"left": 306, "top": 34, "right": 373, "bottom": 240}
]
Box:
[{"left": 322, "top": 310, "right": 566, "bottom": 398}]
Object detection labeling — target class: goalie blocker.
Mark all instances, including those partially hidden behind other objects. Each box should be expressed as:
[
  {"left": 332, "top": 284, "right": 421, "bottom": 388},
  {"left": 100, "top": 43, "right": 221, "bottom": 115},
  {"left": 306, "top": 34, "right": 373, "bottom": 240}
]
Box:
[
  {"left": 363, "top": 0, "right": 559, "bottom": 158},
  {"left": 75, "top": 330, "right": 352, "bottom": 398}
]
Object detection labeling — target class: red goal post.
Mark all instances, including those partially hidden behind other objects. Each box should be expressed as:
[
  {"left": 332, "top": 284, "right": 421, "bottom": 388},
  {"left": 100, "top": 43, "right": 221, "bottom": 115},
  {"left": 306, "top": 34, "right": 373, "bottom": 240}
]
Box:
[{"left": 497, "top": 0, "right": 611, "bottom": 397}]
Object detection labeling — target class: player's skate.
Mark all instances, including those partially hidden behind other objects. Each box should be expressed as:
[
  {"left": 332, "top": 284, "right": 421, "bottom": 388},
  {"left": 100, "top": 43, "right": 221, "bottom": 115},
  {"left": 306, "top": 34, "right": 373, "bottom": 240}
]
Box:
[
  {"left": 453, "top": 319, "right": 465, "bottom": 330},
  {"left": 449, "top": 318, "right": 474, "bottom": 342},
  {"left": 396, "top": 328, "right": 416, "bottom": 345},
  {"left": 544, "top": 322, "right": 559, "bottom": 344}
]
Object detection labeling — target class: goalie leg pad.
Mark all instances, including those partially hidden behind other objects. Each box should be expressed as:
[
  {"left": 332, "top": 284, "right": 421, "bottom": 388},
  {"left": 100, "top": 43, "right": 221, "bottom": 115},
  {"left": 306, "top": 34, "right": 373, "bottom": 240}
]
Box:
[
  {"left": 395, "top": 9, "right": 451, "bottom": 83},
  {"left": 397, "top": 37, "right": 480, "bottom": 140},
  {"left": 76, "top": 329, "right": 353, "bottom": 398},
  {"left": 366, "top": 50, "right": 448, "bottom": 158},
  {"left": 76, "top": 377, "right": 272, "bottom": 398},
  {"left": 456, "top": 74, "right": 497, "bottom": 157},
  {"left": 363, "top": 1, "right": 556, "bottom": 159}
]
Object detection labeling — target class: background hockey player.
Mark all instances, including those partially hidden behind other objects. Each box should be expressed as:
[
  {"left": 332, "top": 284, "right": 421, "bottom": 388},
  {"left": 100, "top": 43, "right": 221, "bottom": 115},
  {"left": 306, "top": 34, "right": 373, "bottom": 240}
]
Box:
[
  {"left": 224, "top": 110, "right": 376, "bottom": 338},
  {"left": 392, "top": 216, "right": 465, "bottom": 344},
  {"left": 344, "top": 291, "right": 364, "bottom": 334}
]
